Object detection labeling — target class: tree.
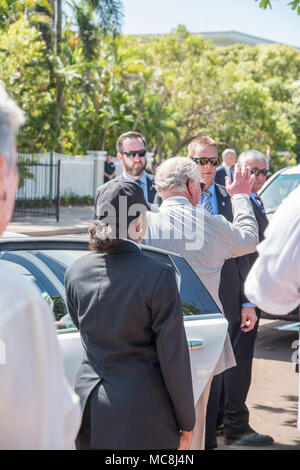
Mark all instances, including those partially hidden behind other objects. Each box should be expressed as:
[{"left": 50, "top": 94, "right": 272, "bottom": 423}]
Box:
[{"left": 255, "top": 0, "right": 300, "bottom": 14}]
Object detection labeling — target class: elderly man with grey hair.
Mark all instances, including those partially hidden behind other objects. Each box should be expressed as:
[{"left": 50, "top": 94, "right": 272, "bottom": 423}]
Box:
[
  {"left": 0, "top": 85, "right": 80, "bottom": 449},
  {"left": 144, "top": 156, "right": 259, "bottom": 449},
  {"left": 214, "top": 148, "right": 272, "bottom": 447},
  {"left": 215, "top": 148, "right": 237, "bottom": 186}
]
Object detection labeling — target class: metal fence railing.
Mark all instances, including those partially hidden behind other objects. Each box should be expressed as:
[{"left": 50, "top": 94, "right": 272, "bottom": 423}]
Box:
[{"left": 13, "top": 160, "right": 61, "bottom": 223}]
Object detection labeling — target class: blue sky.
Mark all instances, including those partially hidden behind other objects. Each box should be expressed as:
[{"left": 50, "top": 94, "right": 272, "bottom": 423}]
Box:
[{"left": 122, "top": 0, "right": 300, "bottom": 49}]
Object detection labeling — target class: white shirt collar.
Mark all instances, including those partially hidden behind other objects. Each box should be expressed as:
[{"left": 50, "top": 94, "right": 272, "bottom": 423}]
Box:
[{"left": 161, "top": 195, "right": 191, "bottom": 206}]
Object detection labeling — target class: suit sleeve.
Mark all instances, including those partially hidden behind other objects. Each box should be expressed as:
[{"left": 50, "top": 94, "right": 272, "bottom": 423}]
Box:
[
  {"left": 64, "top": 269, "right": 80, "bottom": 330},
  {"left": 236, "top": 253, "right": 256, "bottom": 306},
  {"left": 218, "top": 194, "right": 259, "bottom": 259},
  {"left": 150, "top": 266, "right": 195, "bottom": 431}
]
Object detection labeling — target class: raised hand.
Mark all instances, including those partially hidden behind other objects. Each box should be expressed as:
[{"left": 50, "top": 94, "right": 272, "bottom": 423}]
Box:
[{"left": 225, "top": 163, "right": 255, "bottom": 197}]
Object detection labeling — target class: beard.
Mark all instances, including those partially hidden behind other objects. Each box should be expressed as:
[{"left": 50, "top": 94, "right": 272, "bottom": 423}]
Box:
[{"left": 123, "top": 158, "right": 147, "bottom": 177}]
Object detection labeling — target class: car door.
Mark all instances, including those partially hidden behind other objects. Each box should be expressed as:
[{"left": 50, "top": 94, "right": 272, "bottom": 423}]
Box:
[
  {"left": 142, "top": 248, "right": 228, "bottom": 403},
  {"left": 0, "top": 239, "right": 228, "bottom": 403}
]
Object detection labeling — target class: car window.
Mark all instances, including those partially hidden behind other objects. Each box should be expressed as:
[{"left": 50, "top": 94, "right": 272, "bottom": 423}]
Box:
[
  {"left": 143, "top": 249, "right": 220, "bottom": 315},
  {"left": 0, "top": 250, "right": 86, "bottom": 325},
  {"left": 0, "top": 246, "right": 220, "bottom": 333},
  {"left": 261, "top": 173, "right": 300, "bottom": 214}
]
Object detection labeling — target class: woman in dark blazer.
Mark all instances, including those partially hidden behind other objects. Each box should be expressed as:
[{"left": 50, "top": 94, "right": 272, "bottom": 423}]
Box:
[{"left": 65, "top": 180, "right": 195, "bottom": 450}]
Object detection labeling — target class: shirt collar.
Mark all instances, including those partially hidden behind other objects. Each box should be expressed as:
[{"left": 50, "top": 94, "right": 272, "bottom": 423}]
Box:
[
  {"left": 222, "top": 162, "right": 231, "bottom": 171},
  {"left": 123, "top": 170, "right": 147, "bottom": 185},
  {"left": 205, "top": 181, "right": 216, "bottom": 196},
  {"left": 161, "top": 195, "right": 192, "bottom": 207}
]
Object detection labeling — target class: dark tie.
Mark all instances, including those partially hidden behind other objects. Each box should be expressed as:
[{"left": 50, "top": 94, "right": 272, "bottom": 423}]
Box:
[
  {"left": 255, "top": 195, "right": 265, "bottom": 213},
  {"left": 202, "top": 190, "right": 214, "bottom": 215},
  {"left": 230, "top": 167, "right": 234, "bottom": 181}
]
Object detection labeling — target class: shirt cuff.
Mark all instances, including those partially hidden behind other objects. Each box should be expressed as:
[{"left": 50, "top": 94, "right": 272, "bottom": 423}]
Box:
[{"left": 242, "top": 302, "right": 256, "bottom": 309}]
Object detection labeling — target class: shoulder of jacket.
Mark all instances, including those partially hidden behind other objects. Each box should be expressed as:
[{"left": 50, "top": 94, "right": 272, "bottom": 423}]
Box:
[{"left": 215, "top": 183, "right": 230, "bottom": 198}]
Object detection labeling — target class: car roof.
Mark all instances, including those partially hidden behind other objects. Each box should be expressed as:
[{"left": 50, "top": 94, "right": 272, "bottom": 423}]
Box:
[
  {"left": 277, "top": 164, "right": 300, "bottom": 175},
  {"left": 0, "top": 237, "right": 183, "bottom": 259}
]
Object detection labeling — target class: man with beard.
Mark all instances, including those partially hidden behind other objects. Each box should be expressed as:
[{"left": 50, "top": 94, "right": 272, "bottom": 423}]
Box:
[{"left": 94, "top": 132, "right": 157, "bottom": 217}]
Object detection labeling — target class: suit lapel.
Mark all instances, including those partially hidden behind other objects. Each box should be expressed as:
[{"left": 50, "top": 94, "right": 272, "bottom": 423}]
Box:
[
  {"left": 250, "top": 199, "right": 268, "bottom": 241},
  {"left": 146, "top": 174, "right": 156, "bottom": 203},
  {"left": 215, "top": 183, "right": 233, "bottom": 222}
]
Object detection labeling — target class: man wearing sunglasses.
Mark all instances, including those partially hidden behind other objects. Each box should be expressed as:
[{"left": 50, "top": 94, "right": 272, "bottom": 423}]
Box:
[
  {"left": 188, "top": 138, "right": 272, "bottom": 448},
  {"left": 94, "top": 132, "right": 157, "bottom": 217},
  {"left": 145, "top": 155, "right": 259, "bottom": 449},
  {"left": 218, "top": 149, "right": 271, "bottom": 445},
  {"left": 217, "top": 150, "right": 271, "bottom": 448}
]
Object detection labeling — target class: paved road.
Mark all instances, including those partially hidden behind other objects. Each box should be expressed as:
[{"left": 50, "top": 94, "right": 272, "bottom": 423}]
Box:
[{"left": 217, "top": 319, "right": 300, "bottom": 450}]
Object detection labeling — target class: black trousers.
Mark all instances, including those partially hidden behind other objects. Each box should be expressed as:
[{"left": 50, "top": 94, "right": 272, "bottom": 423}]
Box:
[{"left": 205, "top": 312, "right": 260, "bottom": 448}]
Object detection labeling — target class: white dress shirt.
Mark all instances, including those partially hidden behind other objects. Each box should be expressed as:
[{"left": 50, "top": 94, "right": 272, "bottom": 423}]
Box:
[{"left": 0, "top": 264, "right": 81, "bottom": 449}]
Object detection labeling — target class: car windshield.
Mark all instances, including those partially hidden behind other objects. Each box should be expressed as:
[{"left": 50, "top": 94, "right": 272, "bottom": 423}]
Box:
[{"left": 260, "top": 173, "right": 300, "bottom": 214}]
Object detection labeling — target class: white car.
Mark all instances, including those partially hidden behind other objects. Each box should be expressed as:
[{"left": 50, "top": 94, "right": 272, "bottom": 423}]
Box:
[
  {"left": 259, "top": 164, "right": 300, "bottom": 322},
  {"left": 259, "top": 164, "right": 300, "bottom": 220},
  {"left": 0, "top": 237, "right": 228, "bottom": 403}
]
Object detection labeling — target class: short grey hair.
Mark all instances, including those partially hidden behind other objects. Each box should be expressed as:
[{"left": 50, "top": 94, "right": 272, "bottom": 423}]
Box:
[
  {"left": 155, "top": 157, "right": 199, "bottom": 193},
  {"left": 0, "top": 84, "right": 25, "bottom": 166},
  {"left": 238, "top": 150, "right": 269, "bottom": 169},
  {"left": 222, "top": 148, "right": 236, "bottom": 160}
]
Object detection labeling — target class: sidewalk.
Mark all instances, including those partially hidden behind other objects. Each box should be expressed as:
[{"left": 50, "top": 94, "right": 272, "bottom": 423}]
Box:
[{"left": 7, "top": 205, "right": 94, "bottom": 237}]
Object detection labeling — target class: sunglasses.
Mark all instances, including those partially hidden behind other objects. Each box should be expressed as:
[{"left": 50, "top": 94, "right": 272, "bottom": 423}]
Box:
[
  {"left": 191, "top": 157, "right": 219, "bottom": 167},
  {"left": 122, "top": 149, "right": 147, "bottom": 158},
  {"left": 250, "top": 168, "right": 267, "bottom": 177},
  {"left": 186, "top": 178, "right": 206, "bottom": 191}
]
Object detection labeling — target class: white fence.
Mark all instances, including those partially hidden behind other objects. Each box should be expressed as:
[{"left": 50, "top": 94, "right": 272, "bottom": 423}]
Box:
[
  {"left": 17, "top": 151, "right": 106, "bottom": 200},
  {"left": 17, "top": 151, "right": 154, "bottom": 201}
]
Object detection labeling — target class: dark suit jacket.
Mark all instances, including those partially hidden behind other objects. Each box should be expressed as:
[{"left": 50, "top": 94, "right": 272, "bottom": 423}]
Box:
[
  {"left": 236, "top": 199, "right": 268, "bottom": 305},
  {"left": 94, "top": 173, "right": 157, "bottom": 217},
  {"left": 65, "top": 241, "right": 195, "bottom": 450},
  {"left": 215, "top": 166, "right": 227, "bottom": 186},
  {"left": 215, "top": 184, "right": 243, "bottom": 323},
  {"left": 216, "top": 185, "right": 268, "bottom": 321}
]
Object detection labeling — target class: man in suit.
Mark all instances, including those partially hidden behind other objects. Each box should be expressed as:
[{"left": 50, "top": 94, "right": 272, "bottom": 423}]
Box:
[
  {"left": 220, "top": 149, "right": 273, "bottom": 446},
  {"left": 215, "top": 148, "right": 237, "bottom": 186},
  {"left": 66, "top": 179, "right": 195, "bottom": 450},
  {"left": 192, "top": 136, "right": 273, "bottom": 447},
  {"left": 145, "top": 155, "right": 259, "bottom": 449},
  {"left": 94, "top": 131, "right": 157, "bottom": 218}
]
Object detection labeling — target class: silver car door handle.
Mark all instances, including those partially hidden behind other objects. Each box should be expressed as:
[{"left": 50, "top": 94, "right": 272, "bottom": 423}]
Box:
[{"left": 188, "top": 339, "right": 205, "bottom": 350}]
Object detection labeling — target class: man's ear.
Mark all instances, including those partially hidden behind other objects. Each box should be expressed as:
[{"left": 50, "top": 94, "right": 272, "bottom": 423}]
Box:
[{"left": 116, "top": 152, "right": 123, "bottom": 163}]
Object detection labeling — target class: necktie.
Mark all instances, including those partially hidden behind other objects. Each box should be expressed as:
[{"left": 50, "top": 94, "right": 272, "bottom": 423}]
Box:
[
  {"left": 230, "top": 166, "right": 234, "bottom": 181},
  {"left": 202, "top": 190, "right": 215, "bottom": 215},
  {"left": 255, "top": 195, "right": 265, "bottom": 213}
]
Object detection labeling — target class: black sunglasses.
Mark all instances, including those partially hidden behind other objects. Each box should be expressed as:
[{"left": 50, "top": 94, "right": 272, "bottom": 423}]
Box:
[
  {"left": 250, "top": 168, "right": 267, "bottom": 177},
  {"left": 191, "top": 157, "right": 219, "bottom": 167},
  {"left": 122, "top": 149, "right": 147, "bottom": 158},
  {"left": 186, "top": 178, "right": 206, "bottom": 191}
]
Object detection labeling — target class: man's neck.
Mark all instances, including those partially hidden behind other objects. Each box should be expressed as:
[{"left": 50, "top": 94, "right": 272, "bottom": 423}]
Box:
[
  {"left": 161, "top": 190, "right": 191, "bottom": 203},
  {"left": 123, "top": 170, "right": 144, "bottom": 180},
  {"left": 204, "top": 181, "right": 214, "bottom": 192}
]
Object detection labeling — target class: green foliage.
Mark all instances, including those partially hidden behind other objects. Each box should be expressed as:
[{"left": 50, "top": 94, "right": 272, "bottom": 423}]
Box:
[
  {"left": 256, "top": 0, "right": 300, "bottom": 14},
  {"left": 0, "top": 15, "right": 299, "bottom": 171}
]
